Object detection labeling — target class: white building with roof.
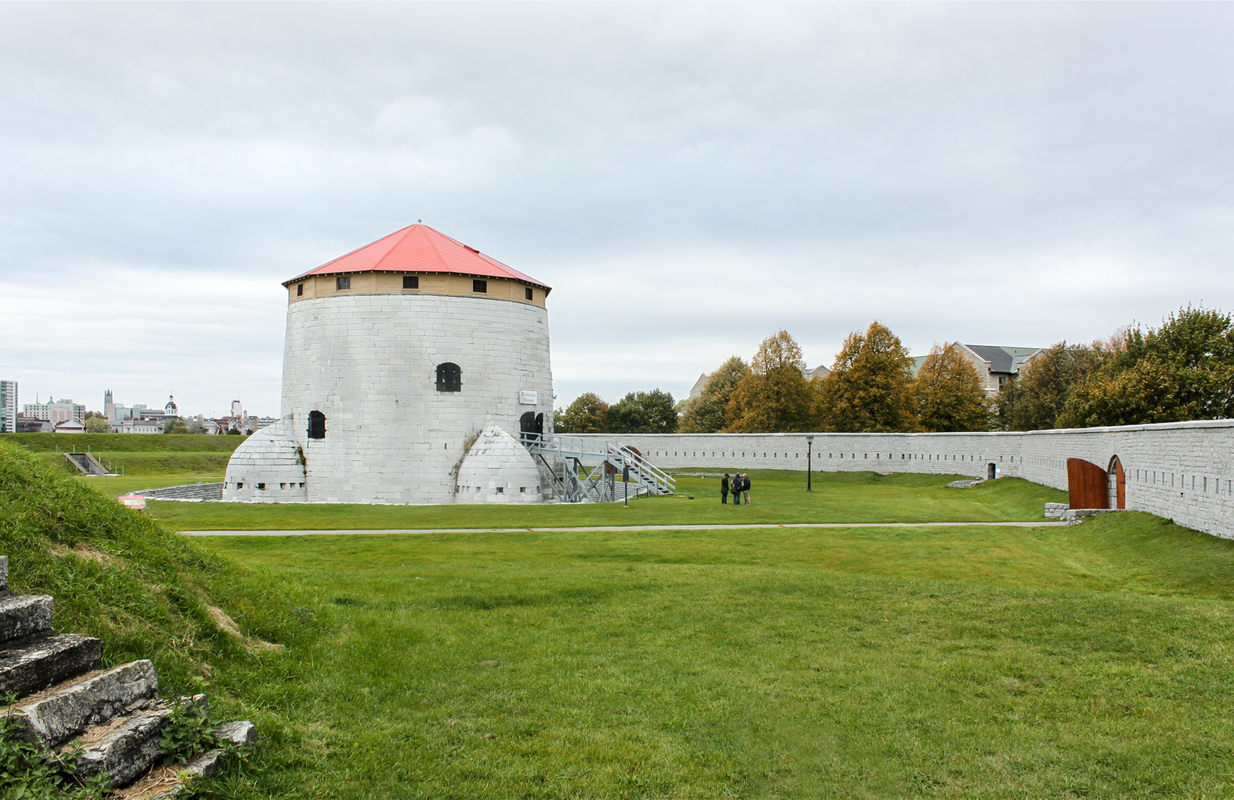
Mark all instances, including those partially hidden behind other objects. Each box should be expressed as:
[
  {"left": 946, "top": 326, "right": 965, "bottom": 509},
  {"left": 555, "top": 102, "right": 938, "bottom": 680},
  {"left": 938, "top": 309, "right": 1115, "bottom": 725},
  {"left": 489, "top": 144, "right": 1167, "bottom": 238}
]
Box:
[
  {"left": 910, "top": 344, "right": 1044, "bottom": 395},
  {"left": 223, "top": 223, "right": 555, "bottom": 504}
]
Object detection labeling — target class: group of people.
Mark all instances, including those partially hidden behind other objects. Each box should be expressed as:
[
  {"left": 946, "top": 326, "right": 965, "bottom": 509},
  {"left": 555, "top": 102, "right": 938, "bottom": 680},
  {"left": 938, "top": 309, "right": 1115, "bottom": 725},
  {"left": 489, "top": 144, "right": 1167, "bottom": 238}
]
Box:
[{"left": 721, "top": 473, "right": 751, "bottom": 505}]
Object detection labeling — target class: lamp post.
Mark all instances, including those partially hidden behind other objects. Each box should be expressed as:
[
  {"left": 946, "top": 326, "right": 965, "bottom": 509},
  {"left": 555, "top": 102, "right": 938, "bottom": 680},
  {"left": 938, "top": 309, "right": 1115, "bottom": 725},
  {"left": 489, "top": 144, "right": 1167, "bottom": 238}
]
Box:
[{"left": 806, "top": 435, "right": 814, "bottom": 492}]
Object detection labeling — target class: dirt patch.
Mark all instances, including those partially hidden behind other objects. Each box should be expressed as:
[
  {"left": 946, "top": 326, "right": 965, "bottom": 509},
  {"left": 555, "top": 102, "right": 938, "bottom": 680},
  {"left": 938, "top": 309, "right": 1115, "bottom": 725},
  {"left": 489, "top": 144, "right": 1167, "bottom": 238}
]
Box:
[
  {"left": 113, "top": 764, "right": 182, "bottom": 800},
  {"left": 48, "top": 542, "right": 123, "bottom": 566},
  {"left": 208, "top": 605, "right": 284, "bottom": 653}
]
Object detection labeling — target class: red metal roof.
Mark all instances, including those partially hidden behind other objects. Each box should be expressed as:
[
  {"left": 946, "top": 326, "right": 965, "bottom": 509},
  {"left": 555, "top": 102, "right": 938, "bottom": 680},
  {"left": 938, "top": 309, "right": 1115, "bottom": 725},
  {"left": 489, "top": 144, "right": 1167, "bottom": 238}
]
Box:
[{"left": 285, "top": 224, "right": 550, "bottom": 292}]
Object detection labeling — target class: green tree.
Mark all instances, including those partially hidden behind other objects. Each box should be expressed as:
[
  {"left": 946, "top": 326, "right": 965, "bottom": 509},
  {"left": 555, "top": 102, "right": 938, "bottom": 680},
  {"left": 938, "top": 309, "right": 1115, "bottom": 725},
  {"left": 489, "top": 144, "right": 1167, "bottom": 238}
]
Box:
[
  {"left": 608, "top": 389, "right": 678, "bottom": 434},
  {"left": 679, "top": 356, "right": 748, "bottom": 433},
  {"left": 1058, "top": 306, "right": 1234, "bottom": 427},
  {"left": 997, "top": 342, "right": 1103, "bottom": 430},
  {"left": 163, "top": 419, "right": 188, "bottom": 434},
  {"left": 816, "top": 321, "right": 916, "bottom": 432},
  {"left": 912, "top": 343, "right": 990, "bottom": 432},
  {"left": 84, "top": 416, "right": 110, "bottom": 434},
  {"left": 725, "top": 331, "right": 815, "bottom": 432},
  {"left": 554, "top": 393, "right": 610, "bottom": 433}
]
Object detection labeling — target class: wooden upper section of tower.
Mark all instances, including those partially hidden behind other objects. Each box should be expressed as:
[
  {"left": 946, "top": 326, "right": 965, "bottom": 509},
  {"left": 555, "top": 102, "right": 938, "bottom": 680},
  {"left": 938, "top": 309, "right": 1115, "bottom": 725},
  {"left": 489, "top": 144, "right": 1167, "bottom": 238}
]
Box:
[{"left": 284, "top": 224, "right": 551, "bottom": 308}]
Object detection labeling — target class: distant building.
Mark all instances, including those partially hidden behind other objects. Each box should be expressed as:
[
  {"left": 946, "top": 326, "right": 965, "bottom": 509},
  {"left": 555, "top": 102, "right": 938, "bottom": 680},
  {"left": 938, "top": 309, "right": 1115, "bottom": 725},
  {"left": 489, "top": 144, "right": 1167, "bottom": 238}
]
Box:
[
  {"left": 54, "top": 419, "right": 86, "bottom": 434},
  {"left": 231, "top": 400, "right": 244, "bottom": 419},
  {"left": 0, "top": 380, "right": 16, "bottom": 433},
  {"left": 911, "top": 344, "right": 1044, "bottom": 396},
  {"left": 116, "top": 418, "right": 163, "bottom": 434},
  {"left": 23, "top": 398, "right": 85, "bottom": 426},
  {"left": 16, "top": 415, "right": 53, "bottom": 433},
  {"left": 104, "top": 390, "right": 182, "bottom": 431}
]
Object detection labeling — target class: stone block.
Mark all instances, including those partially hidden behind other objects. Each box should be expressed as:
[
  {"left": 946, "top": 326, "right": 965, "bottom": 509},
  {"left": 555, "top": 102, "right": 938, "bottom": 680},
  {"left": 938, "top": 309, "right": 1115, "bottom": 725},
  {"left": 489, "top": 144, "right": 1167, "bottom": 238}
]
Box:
[{"left": 0, "top": 593, "right": 53, "bottom": 644}]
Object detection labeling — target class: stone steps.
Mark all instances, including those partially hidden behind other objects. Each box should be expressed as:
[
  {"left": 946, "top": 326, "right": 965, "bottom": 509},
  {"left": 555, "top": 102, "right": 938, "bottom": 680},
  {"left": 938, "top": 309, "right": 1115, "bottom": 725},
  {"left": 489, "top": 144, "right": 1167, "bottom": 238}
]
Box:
[
  {"left": 7, "top": 660, "right": 160, "bottom": 748},
  {"left": 0, "top": 592, "right": 54, "bottom": 642},
  {"left": 68, "top": 700, "right": 175, "bottom": 788},
  {"left": 0, "top": 554, "right": 256, "bottom": 792},
  {"left": 0, "top": 633, "right": 105, "bottom": 697}
]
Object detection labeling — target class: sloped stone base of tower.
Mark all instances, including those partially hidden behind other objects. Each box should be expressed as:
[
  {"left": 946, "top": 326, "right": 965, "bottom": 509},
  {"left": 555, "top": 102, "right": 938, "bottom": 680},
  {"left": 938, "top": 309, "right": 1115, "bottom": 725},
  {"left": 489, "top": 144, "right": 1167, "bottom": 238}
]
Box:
[{"left": 455, "top": 425, "right": 543, "bottom": 503}]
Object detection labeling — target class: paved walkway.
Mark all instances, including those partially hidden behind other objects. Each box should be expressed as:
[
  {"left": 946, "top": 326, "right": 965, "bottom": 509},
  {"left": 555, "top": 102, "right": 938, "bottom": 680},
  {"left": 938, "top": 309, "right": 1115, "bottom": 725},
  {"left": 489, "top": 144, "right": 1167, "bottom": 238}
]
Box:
[{"left": 182, "top": 520, "right": 1067, "bottom": 537}]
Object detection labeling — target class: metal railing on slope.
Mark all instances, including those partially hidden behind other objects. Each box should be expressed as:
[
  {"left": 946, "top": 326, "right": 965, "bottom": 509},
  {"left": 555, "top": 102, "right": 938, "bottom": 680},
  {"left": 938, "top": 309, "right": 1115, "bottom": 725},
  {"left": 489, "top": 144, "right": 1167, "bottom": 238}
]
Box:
[{"left": 521, "top": 433, "right": 675, "bottom": 503}]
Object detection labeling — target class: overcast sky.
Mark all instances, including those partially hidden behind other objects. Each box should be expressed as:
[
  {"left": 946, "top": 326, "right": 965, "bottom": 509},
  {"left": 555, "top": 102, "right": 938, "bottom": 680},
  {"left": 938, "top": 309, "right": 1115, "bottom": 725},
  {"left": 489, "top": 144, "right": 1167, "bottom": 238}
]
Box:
[{"left": 3, "top": 2, "right": 1233, "bottom": 417}]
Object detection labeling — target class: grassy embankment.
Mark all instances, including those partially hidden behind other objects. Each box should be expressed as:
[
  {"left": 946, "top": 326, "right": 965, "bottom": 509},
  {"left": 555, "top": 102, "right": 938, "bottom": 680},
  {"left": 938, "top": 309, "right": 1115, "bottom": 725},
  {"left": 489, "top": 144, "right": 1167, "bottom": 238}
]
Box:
[
  {"left": 2, "top": 432, "right": 244, "bottom": 480},
  {"left": 9, "top": 435, "right": 1234, "bottom": 797},
  {"left": 0, "top": 438, "right": 314, "bottom": 796}
]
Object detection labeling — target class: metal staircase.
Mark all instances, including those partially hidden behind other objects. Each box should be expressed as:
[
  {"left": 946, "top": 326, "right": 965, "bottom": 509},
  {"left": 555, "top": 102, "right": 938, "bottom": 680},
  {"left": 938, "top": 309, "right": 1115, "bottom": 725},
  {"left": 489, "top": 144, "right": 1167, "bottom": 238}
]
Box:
[
  {"left": 64, "top": 452, "right": 112, "bottom": 477},
  {"left": 521, "top": 434, "right": 676, "bottom": 503}
]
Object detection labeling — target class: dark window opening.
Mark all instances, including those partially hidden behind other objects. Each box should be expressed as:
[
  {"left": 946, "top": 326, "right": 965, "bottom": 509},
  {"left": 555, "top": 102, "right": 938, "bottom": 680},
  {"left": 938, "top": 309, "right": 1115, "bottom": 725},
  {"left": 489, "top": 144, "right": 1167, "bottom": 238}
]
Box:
[
  {"left": 336, "top": 276, "right": 351, "bottom": 290},
  {"left": 525, "top": 287, "right": 534, "bottom": 301},
  {"left": 473, "top": 279, "right": 487, "bottom": 293},
  {"left": 257, "top": 483, "right": 266, "bottom": 490},
  {"left": 436, "top": 362, "right": 461, "bottom": 392},
  {"left": 308, "top": 410, "right": 327, "bottom": 439},
  {"left": 403, "top": 275, "right": 419, "bottom": 289},
  {"left": 296, "top": 284, "right": 303, "bottom": 296}
]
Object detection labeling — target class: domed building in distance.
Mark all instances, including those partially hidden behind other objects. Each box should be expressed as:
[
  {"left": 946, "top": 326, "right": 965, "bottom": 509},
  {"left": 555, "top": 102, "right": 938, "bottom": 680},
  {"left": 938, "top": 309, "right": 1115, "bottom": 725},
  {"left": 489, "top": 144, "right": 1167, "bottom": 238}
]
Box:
[{"left": 223, "top": 223, "right": 555, "bottom": 504}]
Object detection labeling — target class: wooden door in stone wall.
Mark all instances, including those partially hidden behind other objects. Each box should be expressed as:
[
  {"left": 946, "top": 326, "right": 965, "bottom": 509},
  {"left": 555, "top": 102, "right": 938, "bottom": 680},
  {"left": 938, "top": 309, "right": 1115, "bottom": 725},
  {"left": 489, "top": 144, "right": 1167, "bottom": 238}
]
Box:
[
  {"left": 1108, "top": 456, "right": 1126, "bottom": 510},
  {"left": 1067, "top": 458, "right": 1108, "bottom": 509}
]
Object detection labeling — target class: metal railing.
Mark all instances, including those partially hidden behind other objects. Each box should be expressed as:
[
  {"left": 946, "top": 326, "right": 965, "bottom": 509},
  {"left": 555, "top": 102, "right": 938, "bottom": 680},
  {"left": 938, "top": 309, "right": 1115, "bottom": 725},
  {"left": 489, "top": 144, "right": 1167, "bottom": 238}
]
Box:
[{"left": 521, "top": 433, "right": 675, "bottom": 503}]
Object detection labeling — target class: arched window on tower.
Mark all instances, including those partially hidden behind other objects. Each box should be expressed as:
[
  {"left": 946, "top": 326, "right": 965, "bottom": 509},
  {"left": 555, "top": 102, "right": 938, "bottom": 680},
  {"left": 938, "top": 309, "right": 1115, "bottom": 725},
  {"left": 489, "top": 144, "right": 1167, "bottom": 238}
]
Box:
[
  {"left": 308, "top": 410, "right": 326, "bottom": 439},
  {"left": 436, "top": 363, "right": 461, "bottom": 392}
]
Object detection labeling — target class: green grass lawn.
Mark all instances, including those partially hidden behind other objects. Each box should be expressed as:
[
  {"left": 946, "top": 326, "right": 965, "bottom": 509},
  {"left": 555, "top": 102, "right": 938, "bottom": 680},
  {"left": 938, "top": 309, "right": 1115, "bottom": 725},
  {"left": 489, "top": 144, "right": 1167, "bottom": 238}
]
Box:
[
  {"left": 8, "top": 435, "right": 1234, "bottom": 799},
  {"left": 79, "top": 474, "right": 225, "bottom": 495},
  {"left": 195, "top": 512, "right": 1234, "bottom": 799},
  {"left": 147, "top": 471, "right": 1067, "bottom": 530}
]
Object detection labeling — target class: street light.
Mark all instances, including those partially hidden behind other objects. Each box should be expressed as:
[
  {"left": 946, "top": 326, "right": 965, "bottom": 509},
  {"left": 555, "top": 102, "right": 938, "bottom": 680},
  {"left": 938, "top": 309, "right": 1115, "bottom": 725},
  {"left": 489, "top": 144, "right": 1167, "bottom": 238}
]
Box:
[{"left": 806, "top": 435, "right": 814, "bottom": 492}]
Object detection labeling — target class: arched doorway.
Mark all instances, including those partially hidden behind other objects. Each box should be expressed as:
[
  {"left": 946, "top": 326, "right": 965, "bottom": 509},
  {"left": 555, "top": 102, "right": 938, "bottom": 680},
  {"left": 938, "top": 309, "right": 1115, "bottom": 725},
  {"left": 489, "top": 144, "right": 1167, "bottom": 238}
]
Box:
[
  {"left": 519, "top": 411, "right": 543, "bottom": 441},
  {"left": 1108, "top": 455, "right": 1126, "bottom": 510},
  {"left": 987, "top": 463, "right": 997, "bottom": 480}
]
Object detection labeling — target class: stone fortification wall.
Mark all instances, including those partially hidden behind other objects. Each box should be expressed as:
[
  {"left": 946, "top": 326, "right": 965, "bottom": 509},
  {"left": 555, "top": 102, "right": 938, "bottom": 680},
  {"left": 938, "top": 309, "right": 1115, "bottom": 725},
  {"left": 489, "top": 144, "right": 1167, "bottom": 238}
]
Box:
[
  {"left": 282, "top": 294, "right": 553, "bottom": 504},
  {"left": 571, "top": 420, "right": 1234, "bottom": 539}
]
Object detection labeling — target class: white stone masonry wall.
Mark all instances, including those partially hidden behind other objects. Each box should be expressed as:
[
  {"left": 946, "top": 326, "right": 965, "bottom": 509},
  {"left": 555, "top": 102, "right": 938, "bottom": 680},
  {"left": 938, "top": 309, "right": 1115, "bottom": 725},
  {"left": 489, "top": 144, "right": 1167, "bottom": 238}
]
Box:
[
  {"left": 573, "top": 420, "right": 1234, "bottom": 539},
  {"left": 281, "top": 294, "right": 554, "bottom": 504}
]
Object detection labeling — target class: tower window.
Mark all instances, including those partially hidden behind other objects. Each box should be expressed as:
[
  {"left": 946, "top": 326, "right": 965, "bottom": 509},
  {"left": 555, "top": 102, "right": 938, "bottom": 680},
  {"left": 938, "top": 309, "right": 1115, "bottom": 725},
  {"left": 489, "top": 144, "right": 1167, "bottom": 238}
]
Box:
[
  {"left": 308, "top": 410, "right": 327, "bottom": 439},
  {"left": 525, "top": 287, "right": 534, "bottom": 301},
  {"left": 296, "top": 284, "right": 303, "bottom": 296},
  {"left": 436, "top": 362, "right": 461, "bottom": 392},
  {"left": 336, "top": 276, "right": 351, "bottom": 291},
  {"left": 472, "top": 279, "right": 487, "bottom": 293},
  {"left": 403, "top": 275, "right": 419, "bottom": 289}
]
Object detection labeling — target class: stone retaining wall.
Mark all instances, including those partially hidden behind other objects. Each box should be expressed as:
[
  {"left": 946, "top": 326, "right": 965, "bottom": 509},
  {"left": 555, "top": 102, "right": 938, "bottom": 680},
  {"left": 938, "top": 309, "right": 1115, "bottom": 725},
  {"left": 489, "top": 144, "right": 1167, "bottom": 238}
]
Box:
[{"left": 571, "top": 420, "right": 1234, "bottom": 539}]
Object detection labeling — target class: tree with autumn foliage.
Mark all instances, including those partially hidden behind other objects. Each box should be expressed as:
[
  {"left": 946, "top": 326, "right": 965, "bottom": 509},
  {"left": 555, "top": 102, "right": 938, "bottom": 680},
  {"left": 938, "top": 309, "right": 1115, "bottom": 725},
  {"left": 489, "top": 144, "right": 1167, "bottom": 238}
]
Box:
[
  {"left": 679, "top": 356, "right": 748, "bottom": 433},
  {"left": 724, "top": 331, "right": 815, "bottom": 432},
  {"left": 816, "top": 321, "right": 917, "bottom": 432},
  {"left": 912, "top": 343, "right": 989, "bottom": 432}
]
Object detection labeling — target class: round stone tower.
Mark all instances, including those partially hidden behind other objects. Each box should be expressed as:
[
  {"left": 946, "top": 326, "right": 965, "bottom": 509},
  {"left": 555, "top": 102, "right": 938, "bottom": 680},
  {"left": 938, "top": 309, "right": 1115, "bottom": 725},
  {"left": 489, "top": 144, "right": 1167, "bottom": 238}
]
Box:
[{"left": 224, "top": 223, "right": 554, "bottom": 504}]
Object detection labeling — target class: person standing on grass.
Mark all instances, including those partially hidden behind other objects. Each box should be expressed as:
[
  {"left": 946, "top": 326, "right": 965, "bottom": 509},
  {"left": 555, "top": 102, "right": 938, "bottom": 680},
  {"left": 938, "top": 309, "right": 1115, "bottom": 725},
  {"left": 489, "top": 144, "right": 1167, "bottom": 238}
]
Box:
[
  {"left": 742, "top": 473, "right": 751, "bottom": 505},
  {"left": 732, "top": 473, "right": 741, "bottom": 505},
  {"left": 721, "top": 473, "right": 730, "bottom": 504}
]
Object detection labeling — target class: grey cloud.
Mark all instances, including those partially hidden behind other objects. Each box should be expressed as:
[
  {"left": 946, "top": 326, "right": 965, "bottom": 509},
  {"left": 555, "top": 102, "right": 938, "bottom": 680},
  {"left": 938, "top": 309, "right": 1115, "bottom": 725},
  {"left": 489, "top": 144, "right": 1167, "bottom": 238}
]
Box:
[{"left": 2, "top": 3, "right": 1233, "bottom": 412}]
